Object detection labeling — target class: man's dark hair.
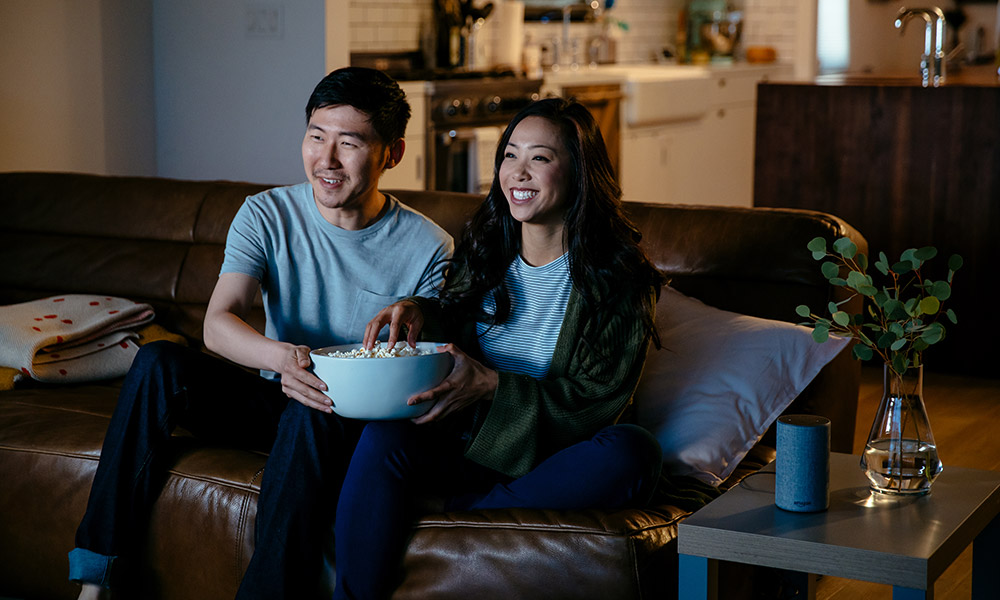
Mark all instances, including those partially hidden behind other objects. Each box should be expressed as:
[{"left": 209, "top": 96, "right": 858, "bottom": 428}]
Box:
[{"left": 305, "top": 67, "right": 410, "bottom": 144}]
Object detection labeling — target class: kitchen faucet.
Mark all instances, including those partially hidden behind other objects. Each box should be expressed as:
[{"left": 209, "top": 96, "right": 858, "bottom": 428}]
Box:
[{"left": 894, "top": 6, "right": 947, "bottom": 87}]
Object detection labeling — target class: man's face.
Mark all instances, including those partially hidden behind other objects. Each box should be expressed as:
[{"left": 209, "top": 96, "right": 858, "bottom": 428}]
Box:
[{"left": 302, "top": 104, "right": 391, "bottom": 219}]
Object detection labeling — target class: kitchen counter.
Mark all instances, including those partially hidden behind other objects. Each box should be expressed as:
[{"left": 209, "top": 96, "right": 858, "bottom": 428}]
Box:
[
  {"left": 753, "top": 77, "right": 999, "bottom": 375},
  {"left": 542, "top": 61, "right": 791, "bottom": 87},
  {"left": 812, "top": 64, "right": 1000, "bottom": 87}
]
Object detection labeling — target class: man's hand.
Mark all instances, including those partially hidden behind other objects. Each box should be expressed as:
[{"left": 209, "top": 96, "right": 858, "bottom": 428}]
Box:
[
  {"left": 363, "top": 299, "right": 424, "bottom": 350},
  {"left": 276, "top": 344, "right": 333, "bottom": 413},
  {"left": 408, "top": 343, "right": 497, "bottom": 425}
]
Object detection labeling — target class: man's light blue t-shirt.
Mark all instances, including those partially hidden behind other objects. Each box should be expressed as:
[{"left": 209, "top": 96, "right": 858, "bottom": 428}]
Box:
[{"left": 221, "top": 183, "right": 453, "bottom": 377}]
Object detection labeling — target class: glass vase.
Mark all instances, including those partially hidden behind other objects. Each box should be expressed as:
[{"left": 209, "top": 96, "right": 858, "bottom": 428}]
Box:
[{"left": 860, "top": 364, "right": 943, "bottom": 495}]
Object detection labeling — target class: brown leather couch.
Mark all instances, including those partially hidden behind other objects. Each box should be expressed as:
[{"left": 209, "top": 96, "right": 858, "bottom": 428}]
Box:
[{"left": 0, "top": 172, "right": 865, "bottom": 600}]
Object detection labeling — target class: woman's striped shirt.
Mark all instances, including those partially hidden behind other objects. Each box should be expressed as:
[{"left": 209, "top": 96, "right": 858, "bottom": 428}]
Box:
[{"left": 476, "top": 252, "right": 572, "bottom": 379}]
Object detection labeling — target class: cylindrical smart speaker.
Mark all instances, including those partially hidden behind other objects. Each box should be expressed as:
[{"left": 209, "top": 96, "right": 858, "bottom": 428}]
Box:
[{"left": 775, "top": 415, "right": 831, "bottom": 512}]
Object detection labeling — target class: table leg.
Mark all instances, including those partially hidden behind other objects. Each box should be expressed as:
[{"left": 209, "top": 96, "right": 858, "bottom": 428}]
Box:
[
  {"left": 678, "top": 554, "right": 717, "bottom": 600},
  {"left": 892, "top": 585, "right": 932, "bottom": 599},
  {"left": 973, "top": 512, "right": 1000, "bottom": 599}
]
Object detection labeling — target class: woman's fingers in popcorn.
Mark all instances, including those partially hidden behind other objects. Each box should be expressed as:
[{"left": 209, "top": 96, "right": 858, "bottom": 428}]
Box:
[{"left": 363, "top": 300, "right": 424, "bottom": 350}]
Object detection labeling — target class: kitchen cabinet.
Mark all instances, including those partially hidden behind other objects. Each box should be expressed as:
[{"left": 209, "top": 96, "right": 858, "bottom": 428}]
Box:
[
  {"left": 380, "top": 81, "right": 428, "bottom": 191},
  {"left": 620, "top": 65, "right": 790, "bottom": 206},
  {"left": 561, "top": 83, "right": 622, "bottom": 176},
  {"left": 620, "top": 118, "right": 703, "bottom": 205}
]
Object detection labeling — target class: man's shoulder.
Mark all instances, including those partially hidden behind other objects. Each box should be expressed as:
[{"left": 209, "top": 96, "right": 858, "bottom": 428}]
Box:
[
  {"left": 385, "top": 193, "right": 452, "bottom": 242},
  {"left": 246, "top": 182, "right": 310, "bottom": 206}
]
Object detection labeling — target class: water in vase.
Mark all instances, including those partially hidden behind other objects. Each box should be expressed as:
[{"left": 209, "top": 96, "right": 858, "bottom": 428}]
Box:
[{"left": 862, "top": 438, "right": 942, "bottom": 494}]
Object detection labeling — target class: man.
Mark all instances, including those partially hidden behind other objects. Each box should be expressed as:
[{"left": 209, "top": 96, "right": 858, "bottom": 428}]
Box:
[{"left": 70, "top": 67, "right": 453, "bottom": 599}]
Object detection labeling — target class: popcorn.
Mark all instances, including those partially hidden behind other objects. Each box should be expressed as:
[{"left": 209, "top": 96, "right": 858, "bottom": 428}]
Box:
[{"left": 324, "top": 342, "right": 429, "bottom": 359}]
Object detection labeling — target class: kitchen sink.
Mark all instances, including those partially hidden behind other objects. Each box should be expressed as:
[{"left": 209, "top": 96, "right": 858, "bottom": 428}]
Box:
[{"left": 546, "top": 64, "right": 713, "bottom": 126}]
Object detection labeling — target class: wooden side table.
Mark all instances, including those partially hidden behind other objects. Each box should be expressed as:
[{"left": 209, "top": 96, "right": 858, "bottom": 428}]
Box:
[{"left": 678, "top": 453, "right": 1000, "bottom": 599}]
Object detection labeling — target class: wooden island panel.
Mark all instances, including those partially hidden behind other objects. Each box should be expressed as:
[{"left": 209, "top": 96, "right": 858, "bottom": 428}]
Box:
[{"left": 753, "top": 76, "right": 999, "bottom": 375}]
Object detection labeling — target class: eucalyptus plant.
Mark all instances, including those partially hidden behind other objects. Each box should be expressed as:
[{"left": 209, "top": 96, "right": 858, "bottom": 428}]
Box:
[{"left": 796, "top": 236, "right": 962, "bottom": 378}]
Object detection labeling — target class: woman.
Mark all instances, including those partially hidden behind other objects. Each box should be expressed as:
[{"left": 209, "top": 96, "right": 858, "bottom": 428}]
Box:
[{"left": 334, "top": 98, "right": 665, "bottom": 599}]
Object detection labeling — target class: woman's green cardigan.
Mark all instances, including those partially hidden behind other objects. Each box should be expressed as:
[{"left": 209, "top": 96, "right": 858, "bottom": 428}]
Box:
[{"left": 412, "top": 286, "right": 654, "bottom": 479}]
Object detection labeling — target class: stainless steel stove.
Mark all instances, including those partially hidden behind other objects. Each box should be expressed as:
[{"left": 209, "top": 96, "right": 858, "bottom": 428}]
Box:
[{"left": 427, "top": 75, "right": 542, "bottom": 193}]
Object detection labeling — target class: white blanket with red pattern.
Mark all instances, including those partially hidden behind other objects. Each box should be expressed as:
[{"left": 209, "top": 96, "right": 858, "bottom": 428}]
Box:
[{"left": 0, "top": 294, "right": 154, "bottom": 384}]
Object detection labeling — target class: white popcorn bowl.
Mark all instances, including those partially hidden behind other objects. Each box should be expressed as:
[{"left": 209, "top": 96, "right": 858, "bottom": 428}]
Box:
[{"left": 310, "top": 342, "right": 453, "bottom": 420}]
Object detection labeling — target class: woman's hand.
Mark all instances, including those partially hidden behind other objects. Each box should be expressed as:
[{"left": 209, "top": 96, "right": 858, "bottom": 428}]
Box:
[
  {"left": 409, "top": 343, "right": 498, "bottom": 425},
  {"left": 363, "top": 300, "right": 424, "bottom": 350},
  {"left": 275, "top": 344, "right": 333, "bottom": 413}
]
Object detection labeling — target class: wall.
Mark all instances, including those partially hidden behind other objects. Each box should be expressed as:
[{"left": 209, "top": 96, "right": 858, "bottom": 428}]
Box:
[
  {"left": 0, "top": 0, "right": 156, "bottom": 176},
  {"left": 1, "top": 1, "right": 350, "bottom": 182},
  {"left": 153, "top": 0, "right": 328, "bottom": 185}
]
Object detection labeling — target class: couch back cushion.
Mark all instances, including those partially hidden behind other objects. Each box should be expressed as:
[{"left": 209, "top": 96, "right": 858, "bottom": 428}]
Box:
[{"left": 1, "top": 173, "right": 863, "bottom": 451}]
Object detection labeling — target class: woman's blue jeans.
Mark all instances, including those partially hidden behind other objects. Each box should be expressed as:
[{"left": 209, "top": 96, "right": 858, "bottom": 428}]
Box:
[
  {"left": 332, "top": 418, "right": 662, "bottom": 600},
  {"left": 69, "top": 341, "right": 362, "bottom": 599}
]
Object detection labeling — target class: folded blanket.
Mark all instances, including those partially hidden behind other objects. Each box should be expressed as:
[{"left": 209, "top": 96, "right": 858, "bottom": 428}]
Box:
[{"left": 0, "top": 295, "right": 155, "bottom": 386}]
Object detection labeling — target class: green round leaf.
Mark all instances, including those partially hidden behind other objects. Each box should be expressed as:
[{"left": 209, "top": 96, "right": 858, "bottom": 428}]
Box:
[
  {"left": 931, "top": 280, "right": 951, "bottom": 301},
  {"left": 919, "top": 296, "right": 941, "bottom": 315},
  {"left": 921, "top": 322, "right": 944, "bottom": 344},
  {"left": 853, "top": 345, "right": 874, "bottom": 361},
  {"left": 945, "top": 308, "right": 958, "bottom": 324},
  {"left": 890, "top": 338, "right": 907, "bottom": 351},
  {"left": 821, "top": 261, "right": 840, "bottom": 279},
  {"left": 846, "top": 270, "right": 868, "bottom": 289},
  {"left": 811, "top": 326, "right": 830, "bottom": 343},
  {"left": 876, "top": 332, "right": 894, "bottom": 348},
  {"left": 795, "top": 305, "right": 811, "bottom": 318},
  {"left": 832, "top": 311, "right": 850, "bottom": 326},
  {"left": 857, "top": 284, "right": 878, "bottom": 297},
  {"left": 914, "top": 246, "right": 938, "bottom": 261},
  {"left": 833, "top": 237, "right": 858, "bottom": 259},
  {"left": 807, "top": 237, "right": 827, "bottom": 253},
  {"left": 901, "top": 248, "right": 919, "bottom": 268},
  {"left": 892, "top": 260, "right": 914, "bottom": 275},
  {"left": 829, "top": 277, "right": 847, "bottom": 287},
  {"left": 948, "top": 254, "right": 964, "bottom": 271}
]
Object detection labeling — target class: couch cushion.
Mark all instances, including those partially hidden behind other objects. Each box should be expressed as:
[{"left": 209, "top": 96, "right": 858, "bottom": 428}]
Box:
[
  {"left": 635, "top": 287, "right": 849, "bottom": 485},
  {"left": 0, "top": 386, "right": 263, "bottom": 600}
]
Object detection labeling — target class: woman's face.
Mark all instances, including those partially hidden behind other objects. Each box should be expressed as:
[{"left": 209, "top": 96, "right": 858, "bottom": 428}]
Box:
[{"left": 498, "top": 116, "right": 574, "bottom": 228}]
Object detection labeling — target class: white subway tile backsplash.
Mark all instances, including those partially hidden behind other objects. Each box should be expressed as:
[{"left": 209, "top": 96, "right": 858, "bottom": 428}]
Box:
[{"left": 348, "top": 0, "right": 808, "bottom": 69}]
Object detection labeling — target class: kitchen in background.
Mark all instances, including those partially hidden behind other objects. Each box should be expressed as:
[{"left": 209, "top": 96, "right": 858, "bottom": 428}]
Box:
[
  {"left": 349, "top": 0, "right": 816, "bottom": 204},
  {"left": 348, "top": 0, "right": 809, "bottom": 68}
]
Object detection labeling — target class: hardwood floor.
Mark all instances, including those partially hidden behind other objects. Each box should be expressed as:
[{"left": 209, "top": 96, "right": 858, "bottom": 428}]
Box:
[{"left": 814, "top": 364, "right": 1000, "bottom": 599}]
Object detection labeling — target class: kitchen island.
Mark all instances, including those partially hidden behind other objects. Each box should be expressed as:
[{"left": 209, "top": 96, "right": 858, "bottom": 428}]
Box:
[{"left": 754, "top": 65, "right": 999, "bottom": 375}]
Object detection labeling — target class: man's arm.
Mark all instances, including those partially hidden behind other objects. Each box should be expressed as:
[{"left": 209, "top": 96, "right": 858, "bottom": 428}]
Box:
[{"left": 204, "top": 272, "right": 333, "bottom": 413}]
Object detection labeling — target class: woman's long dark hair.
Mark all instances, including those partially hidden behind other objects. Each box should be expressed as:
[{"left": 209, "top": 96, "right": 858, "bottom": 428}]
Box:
[{"left": 439, "top": 97, "right": 665, "bottom": 348}]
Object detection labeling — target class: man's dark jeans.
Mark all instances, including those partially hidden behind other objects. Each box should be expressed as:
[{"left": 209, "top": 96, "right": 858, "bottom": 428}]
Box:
[{"left": 71, "top": 341, "right": 361, "bottom": 598}]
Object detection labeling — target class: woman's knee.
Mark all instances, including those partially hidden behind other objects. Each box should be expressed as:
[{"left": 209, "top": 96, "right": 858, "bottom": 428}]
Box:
[
  {"left": 595, "top": 424, "right": 662, "bottom": 465},
  {"left": 594, "top": 424, "right": 662, "bottom": 504}
]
